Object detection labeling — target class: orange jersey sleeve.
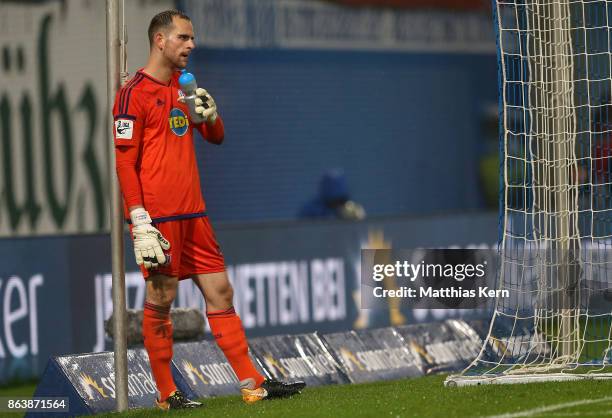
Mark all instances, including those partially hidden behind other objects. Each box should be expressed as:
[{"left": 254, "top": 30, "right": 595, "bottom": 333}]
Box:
[
  {"left": 195, "top": 116, "right": 225, "bottom": 145},
  {"left": 113, "top": 73, "right": 147, "bottom": 210}
]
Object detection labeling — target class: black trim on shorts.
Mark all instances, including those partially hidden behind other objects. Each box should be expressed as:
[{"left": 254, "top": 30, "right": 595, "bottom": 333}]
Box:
[{"left": 126, "top": 211, "right": 207, "bottom": 225}]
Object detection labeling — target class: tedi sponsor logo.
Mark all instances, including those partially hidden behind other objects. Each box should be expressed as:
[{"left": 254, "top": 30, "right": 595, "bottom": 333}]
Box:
[{"left": 168, "top": 108, "right": 189, "bottom": 136}]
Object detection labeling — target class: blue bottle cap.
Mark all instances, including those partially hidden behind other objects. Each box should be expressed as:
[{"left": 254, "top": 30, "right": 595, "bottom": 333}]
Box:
[{"left": 178, "top": 70, "right": 195, "bottom": 87}]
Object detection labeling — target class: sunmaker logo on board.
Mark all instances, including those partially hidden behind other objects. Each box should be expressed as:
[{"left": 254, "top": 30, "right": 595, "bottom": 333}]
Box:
[
  {"left": 76, "top": 364, "right": 157, "bottom": 400},
  {"left": 262, "top": 352, "right": 338, "bottom": 379},
  {"left": 338, "top": 346, "right": 417, "bottom": 372},
  {"left": 79, "top": 373, "right": 108, "bottom": 400},
  {"left": 181, "top": 359, "right": 238, "bottom": 386}
]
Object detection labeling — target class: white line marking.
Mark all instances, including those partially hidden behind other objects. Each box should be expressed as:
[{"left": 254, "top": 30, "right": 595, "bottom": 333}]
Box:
[
  {"left": 484, "top": 397, "right": 612, "bottom": 418},
  {"left": 545, "top": 411, "right": 612, "bottom": 417}
]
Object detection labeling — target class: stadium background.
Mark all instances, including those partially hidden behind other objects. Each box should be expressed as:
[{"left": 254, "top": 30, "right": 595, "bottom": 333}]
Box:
[{"left": 0, "top": 0, "right": 497, "bottom": 385}]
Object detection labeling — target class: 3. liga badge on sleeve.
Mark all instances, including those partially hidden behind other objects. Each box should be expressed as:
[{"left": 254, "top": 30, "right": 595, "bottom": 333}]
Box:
[{"left": 115, "top": 119, "right": 134, "bottom": 139}]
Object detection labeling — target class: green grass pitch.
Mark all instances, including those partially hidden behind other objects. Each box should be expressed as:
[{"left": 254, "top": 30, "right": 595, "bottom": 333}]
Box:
[{"left": 4, "top": 374, "right": 612, "bottom": 417}]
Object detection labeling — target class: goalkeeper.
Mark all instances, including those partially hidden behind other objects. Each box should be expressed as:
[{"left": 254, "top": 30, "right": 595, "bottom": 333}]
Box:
[{"left": 113, "top": 9, "right": 305, "bottom": 410}]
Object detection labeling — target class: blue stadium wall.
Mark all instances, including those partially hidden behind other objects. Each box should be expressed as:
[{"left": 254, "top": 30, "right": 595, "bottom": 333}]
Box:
[
  {"left": 192, "top": 48, "right": 497, "bottom": 222},
  {"left": 0, "top": 213, "right": 497, "bottom": 384}
]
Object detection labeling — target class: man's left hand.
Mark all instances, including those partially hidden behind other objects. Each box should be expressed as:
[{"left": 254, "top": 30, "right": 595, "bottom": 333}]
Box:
[{"left": 194, "top": 88, "right": 218, "bottom": 124}]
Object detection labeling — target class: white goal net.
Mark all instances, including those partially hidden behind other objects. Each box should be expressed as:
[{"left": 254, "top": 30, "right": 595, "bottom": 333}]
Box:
[{"left": 446, "top": 0, "right": 612, "bottom": 386}]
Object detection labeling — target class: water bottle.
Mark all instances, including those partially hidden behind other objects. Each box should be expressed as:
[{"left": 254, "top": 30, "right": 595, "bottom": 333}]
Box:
[{"left": 178, "top": 70, "right": 206, "bottom": 124}]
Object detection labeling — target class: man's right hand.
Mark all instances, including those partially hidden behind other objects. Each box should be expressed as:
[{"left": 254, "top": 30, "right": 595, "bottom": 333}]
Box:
[{"left": 130, "top": 208, "right": 170, "bottom": 269}]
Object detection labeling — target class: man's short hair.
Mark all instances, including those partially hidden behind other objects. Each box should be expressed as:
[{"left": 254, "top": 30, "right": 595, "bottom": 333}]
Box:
[{"left": 148, "top": 9, "right": 191, "bottom": 47}]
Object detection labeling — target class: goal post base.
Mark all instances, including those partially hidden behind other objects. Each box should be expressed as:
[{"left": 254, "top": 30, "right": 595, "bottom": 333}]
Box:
[{"left": 444, "top": 373, "right": 612, "bottom": 387}]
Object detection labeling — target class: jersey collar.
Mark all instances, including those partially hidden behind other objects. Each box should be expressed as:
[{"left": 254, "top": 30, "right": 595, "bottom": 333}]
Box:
[{"left": 137, "top": 69, "right": 172, "bottom": 86}]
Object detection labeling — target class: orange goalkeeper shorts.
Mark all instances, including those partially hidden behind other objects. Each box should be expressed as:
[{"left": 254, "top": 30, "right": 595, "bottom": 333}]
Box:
[{"left": 135, "top": 216, "right": 226, "bottom": 280}]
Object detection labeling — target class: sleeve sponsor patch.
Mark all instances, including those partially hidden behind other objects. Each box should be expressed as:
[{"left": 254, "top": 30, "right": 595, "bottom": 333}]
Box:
[{"left": 115, "top": 119, "right": 134, "bottom": 139}]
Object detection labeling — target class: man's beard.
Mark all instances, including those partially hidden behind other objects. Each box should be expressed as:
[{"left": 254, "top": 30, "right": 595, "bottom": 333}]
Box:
[
  {"left": 172, "top": 59, "right": 187, "bottom": 70},
  {"left": 164, "top": 52, "right": 187, "bottom": 70}
]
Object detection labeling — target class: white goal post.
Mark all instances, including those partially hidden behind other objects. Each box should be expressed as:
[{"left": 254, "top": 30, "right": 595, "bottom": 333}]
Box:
[
  {"left": 106, "top": 0, "right": 129, "bottom": 410},
  {"left": 446, "top": 0, "right": 612, "bottom": 386}
]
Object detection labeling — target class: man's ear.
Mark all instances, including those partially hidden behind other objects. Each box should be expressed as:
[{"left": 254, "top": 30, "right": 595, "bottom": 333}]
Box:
[{"left": 154, "top": 32, "right": 165, "bottom": 50}]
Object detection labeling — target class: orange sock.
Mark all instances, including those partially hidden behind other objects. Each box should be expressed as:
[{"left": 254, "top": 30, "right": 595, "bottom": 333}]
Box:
[
  {"left": 143, "top": 302, "right": 176, "bottom": 401},
  {"left": 207, "top": 307, "right": 265, "bottom": 387}
]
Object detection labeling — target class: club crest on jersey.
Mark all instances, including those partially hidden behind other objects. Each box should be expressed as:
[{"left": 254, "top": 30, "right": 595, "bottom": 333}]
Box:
[{"left": 168, "top": 108, "right": 189, "bottom": 136}]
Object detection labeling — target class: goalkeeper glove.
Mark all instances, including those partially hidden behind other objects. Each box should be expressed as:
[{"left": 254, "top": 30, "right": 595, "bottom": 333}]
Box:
[
  {"left": 130, "top": 208, "right": 170, "bottom": 270},
  {"left": 194, "top": 88, "right": 218, "bottom": 124}
]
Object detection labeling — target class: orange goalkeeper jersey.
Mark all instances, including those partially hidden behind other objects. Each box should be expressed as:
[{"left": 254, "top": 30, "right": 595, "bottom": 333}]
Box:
[{"left": 113, "top": 69, "right": 224, "bottom": 222}]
